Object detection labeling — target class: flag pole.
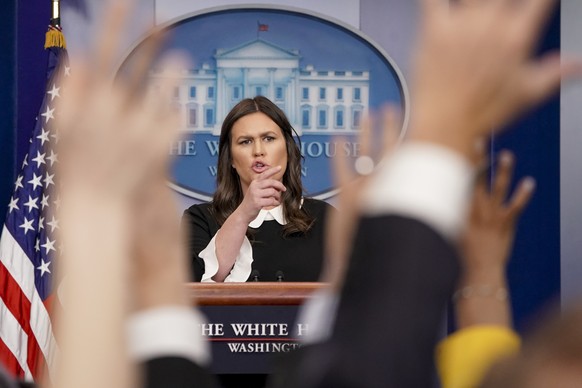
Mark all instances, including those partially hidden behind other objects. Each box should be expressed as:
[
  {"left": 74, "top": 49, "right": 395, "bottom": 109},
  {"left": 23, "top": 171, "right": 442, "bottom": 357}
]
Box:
[
  {"left": 46, "top": 0, "right": 66, "bottom": 49},
  {"left": 51, "top": 0, "right": 60, "bottom": 27}
]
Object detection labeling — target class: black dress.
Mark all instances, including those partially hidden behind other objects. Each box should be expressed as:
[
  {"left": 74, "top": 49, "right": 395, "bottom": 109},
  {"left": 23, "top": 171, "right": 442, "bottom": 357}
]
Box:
[{"left": 182, "top": 198, "right": 331, "bottom": 282}]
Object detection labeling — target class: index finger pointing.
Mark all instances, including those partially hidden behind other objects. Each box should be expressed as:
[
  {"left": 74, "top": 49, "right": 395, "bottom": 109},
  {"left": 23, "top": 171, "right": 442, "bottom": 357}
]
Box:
[{"left": 257, "top": 166, "right": 283, "bottom": 180}]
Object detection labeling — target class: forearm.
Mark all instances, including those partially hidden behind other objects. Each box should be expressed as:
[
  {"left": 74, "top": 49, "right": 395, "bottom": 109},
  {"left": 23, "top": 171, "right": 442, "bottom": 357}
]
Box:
[
  {"left": 213, "top": 207, "right": 251, "bottom": 282},
  {"left": 408, "top": 125, "right": 475, "bottom": 165},
  {"left": 57, "top": 197, "right": 134, "bottom": 388},
  {"left": 455, "top": 266, "right": 511, "bottom": 329},
  {"left": 322, "top": 206, "right": 356, "bottom": 292}
]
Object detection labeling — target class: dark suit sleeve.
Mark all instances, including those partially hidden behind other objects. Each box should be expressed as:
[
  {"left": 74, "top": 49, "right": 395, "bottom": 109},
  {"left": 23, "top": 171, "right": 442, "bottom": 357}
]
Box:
[
  {"left": 142, "top": 357, "right": 219, "bottom": 388},
  {"left": 277, "top": 215, "right": 460, "bottom": 388}
]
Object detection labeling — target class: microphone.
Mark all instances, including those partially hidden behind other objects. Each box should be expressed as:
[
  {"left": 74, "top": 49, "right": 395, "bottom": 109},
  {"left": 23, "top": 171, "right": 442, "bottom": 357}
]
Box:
[
  {"left": 275, "top": 270, "right": 285, "bottom": 282},
  {"left": 250, "top": 270, "right": 260, "bottom": 282}
]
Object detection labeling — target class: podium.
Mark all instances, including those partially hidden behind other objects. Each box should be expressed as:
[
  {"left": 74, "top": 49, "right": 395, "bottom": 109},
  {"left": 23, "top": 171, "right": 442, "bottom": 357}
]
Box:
[{"left": 187, "top": 282, "right": 325, "bottom": 374}]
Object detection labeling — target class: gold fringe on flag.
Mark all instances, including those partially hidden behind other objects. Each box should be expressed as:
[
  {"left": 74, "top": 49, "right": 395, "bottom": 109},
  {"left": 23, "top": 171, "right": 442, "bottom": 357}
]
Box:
[{"left": 44, "top": 25, "right": 67, "bottom": 49}]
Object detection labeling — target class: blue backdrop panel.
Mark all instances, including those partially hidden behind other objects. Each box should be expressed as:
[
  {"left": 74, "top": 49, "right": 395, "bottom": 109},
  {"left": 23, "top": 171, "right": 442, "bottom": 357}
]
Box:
[
  {"left": 0, "top": 0, "right": 17, "bottom": 228},
  {"left": 492, "top": 5, "right": 561, "bottom": 332}
]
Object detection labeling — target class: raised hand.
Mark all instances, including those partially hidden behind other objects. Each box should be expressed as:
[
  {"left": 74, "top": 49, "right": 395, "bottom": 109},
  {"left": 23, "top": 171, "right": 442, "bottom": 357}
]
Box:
[
  {"left": 211, "top": 166, "right": 287, "bottom": 282},
  {"left": 57, "top": 20, "right": 183, "bottom": 202},
  {"left": 238, "top": 166, "right": 287, "bottom": 223},
  {"left": 53, "top": 2, "right": 185, "bottom": 388},
  {"left": 410, "top": 0, "right": 581, "bottom": 159},
  {"left": 456, "top": 150, "right": 535, "bottom": 328},
  {"left": 323, "top": 108, "right": 400, "bottom": 290}
]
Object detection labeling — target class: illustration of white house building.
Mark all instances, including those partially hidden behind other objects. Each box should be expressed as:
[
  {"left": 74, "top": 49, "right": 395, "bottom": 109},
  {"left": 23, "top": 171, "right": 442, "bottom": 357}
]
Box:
[{"left": 149, "top": 38, "right": 369, "bottom": 135}]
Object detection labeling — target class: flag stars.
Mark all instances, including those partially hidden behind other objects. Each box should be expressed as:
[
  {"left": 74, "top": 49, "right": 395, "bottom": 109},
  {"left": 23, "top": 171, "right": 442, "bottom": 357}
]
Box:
[
  {"left": 38, "top": 216, "right": 45, "bottom": 230},
  {"left": 34, "top": 238, "right": 41, "bottom": 252},
  {"left": 28, "top": 173, "right": 43, "bottom": 190},
  {"left": 53, "top": 196, "right": 61, "bottom": 210},
  {"left": 51, "top": 131, "right": 60, "bottom": 144},
  {"left": 37, "top": 260, "right": 52, "bottom": 277},
  {"left": 64, "top": 66, "right": 71, "bottom": 76},
  {"left": 40, "top": 194, "right": 50, "bottom": 209},
  {"left": 41, "top": 106, "right": 55, "bottom": 123},
  {"left": 22, "top": 155, "right": 28, "bottom": 168},
  {"left": 47, "top": 84, "right": 60, "bottom": 100},
  {"left": 14, "top": 175, "right": 24, "bottom": 190},
  {"left": 44, "top": 172, "right": 55, "bottom": 188},
  {"left": 32, "top": 151, "right": 46, "bottom": 168},
  {"left": 37, "top": 128, "right": 50, "bottom": 145},
  {"left": 41, "top": 238, "right": 56, "bottom": 254},
  {"left": 23, "top": 195, "right": 39, "bottom": 212},
  {"left": 19, "top": 218, "right": 35, "bottom": 235},
  {"left": 8, "top": 197, "right": 19, "bottom": 213},
  {"left": 46, "top": 150, "right": 58, "bottom": 166},
  {"left": 47, "top": 216, "right": 60, "bottom": 232}
]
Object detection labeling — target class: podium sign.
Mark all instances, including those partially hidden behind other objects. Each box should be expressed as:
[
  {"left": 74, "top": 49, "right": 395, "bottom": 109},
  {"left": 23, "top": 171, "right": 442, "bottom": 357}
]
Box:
[{"left": 188, "top": 283, "right": 324, "bottom": 374}]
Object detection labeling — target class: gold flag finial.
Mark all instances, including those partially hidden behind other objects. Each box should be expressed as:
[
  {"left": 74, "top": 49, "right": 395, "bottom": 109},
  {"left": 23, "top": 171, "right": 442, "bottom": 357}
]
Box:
[{"left": 46, "top": 0, "right": 66, "bottom": 49}]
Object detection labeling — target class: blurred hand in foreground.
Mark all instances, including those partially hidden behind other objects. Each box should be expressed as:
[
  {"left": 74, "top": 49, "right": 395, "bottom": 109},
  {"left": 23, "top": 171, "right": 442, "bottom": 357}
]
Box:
[
  {"left": 53, "top": 2, "right": 187, "bottom": 388},
  {"left": 410, "top": 0, "right": 582, "bottom": 159},
  {"left": 323, "top": 108, "right": 400, "bottom": 291}
]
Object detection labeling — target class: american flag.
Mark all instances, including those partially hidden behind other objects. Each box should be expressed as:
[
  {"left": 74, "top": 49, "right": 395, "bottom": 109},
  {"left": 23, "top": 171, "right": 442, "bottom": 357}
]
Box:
[
  {"left": 257, "top": 21, "right": 269, "bottom": 32},
  {"left": 0, "top": 25, "right": 68, "bottom": 381}
]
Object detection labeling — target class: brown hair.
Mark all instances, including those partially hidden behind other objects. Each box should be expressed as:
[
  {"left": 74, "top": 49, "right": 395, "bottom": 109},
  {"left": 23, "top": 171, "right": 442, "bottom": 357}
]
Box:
[{"left": 211, "top": 96, "right": 313, "bottom": 236}]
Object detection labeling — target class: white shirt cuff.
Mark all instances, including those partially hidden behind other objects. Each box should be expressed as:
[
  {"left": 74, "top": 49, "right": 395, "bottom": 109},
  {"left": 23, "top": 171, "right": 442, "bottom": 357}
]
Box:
[
  {"left": 363, "top": 142, "right": 475, "bottom": 240},
  {"left": 199, "top": 231, "right": 253, "bottom": 282},
  {"left": 127, "top": 306, "right": 211, "bottom": 366}
]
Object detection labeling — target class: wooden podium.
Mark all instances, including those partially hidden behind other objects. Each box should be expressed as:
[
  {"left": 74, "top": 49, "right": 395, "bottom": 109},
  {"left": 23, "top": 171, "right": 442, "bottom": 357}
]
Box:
[{"left": 187, "top": 282, "right": 325, "bottom": 374}]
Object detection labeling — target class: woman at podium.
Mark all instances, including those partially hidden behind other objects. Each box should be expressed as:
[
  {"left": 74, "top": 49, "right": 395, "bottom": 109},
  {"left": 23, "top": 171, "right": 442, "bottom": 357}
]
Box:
[{"left": 183, "top": 96, "right": 333, "bottom": 282}]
